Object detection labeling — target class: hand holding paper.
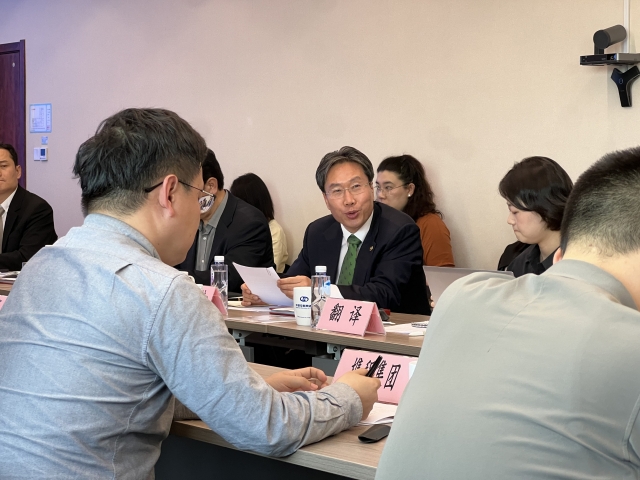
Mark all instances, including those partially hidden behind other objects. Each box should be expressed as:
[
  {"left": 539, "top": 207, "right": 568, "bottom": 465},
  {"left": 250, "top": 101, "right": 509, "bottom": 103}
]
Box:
[
  {"left": 276, "top": 276, "right": 311, "bottom": 298},
  {"left": 240, "top": 284, "right": 267, "bottom": 306},
  {"left": 234, "top": 263, "right": 292, "bottom": 306}
]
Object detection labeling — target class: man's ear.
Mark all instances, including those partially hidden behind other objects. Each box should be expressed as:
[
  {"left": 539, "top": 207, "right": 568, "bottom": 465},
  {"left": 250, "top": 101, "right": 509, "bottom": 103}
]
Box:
[
  {"left": 205, "top": 177, "right": 219, "bottom": 195},
  {"left": 16, "top": 165, "right": 22, "bottom": 180},
  {"left": 553, "top": 248, "right": 564, "bottom": 265},
  {"left": 157, "top": 175, "right": 180, "bottom": 217}
]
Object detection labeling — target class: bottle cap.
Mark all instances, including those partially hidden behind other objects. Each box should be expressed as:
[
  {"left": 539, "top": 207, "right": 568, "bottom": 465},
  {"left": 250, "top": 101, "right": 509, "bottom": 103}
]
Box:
[
  {"left": 214, "top": 256, "right": 225, "bottom": 263},
  {"left": 315, "top": 265, "right": 327, "bottom": 273}
]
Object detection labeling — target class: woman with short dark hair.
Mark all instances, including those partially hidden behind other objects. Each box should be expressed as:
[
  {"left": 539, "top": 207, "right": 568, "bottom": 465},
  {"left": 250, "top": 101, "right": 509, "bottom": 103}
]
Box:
[
  {"left": 230, "top": 173, "right": 289, "bottom": 273},
  {"left": 376, "top": 155, "right": 454, "bottom": 267},
  {"left": 498, "top": 156, "right": 573, "bottom": 276}
]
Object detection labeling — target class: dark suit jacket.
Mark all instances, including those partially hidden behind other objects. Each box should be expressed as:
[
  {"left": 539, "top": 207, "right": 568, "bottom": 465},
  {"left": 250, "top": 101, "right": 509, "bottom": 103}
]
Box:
[
  {"left": 177, "top": 192, "right": 274, "bottom": 294},
  {"left": 287, "top": 202, "right": 430, "bottom": 315},
  {"left": 0, "top": 185, "right": 58, "bottom": 270}
]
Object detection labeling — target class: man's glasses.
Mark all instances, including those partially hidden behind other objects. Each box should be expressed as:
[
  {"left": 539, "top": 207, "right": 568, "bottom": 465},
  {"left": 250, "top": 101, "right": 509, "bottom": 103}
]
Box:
[
  {"left": 144, "top": 180, "right": 215, "bottom": 213},
  {"left": 375, "top": 184, "right": 408, "bottom": 196},
  {"left": 325, "top": 182, "right": 372, "bottom": 200}
]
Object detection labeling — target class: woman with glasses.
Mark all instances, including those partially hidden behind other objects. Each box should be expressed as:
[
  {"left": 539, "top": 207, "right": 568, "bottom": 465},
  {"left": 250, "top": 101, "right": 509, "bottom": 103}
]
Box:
[{"left": 376, "top": 155, "right": 454, "bottom": 267}]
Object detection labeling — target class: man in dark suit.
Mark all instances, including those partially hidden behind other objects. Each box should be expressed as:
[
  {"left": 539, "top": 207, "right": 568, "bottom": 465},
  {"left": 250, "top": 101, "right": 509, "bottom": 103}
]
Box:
[
  {"left": 242, "top": 146, "right": 429, "bottom": 314},
  {"left": 0, "top": 143, "right": 57, "bottom": 270},
  {"left": 176, "top": 149, "right": 274, "bottom": 294}
]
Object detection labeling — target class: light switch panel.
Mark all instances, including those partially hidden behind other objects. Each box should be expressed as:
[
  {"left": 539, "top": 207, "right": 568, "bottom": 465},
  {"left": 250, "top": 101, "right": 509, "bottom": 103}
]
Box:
[{"left": 33, "top": 146, "right": 48, "bottom": 161}]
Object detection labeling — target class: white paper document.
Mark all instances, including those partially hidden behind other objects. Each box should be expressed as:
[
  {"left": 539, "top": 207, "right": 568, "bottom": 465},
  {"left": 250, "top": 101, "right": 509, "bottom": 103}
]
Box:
[
  {"left": 358, "top": 402, "right": 398, "bottom": 426},
  {"left": 240, "top": 314, "right": 293, "bottom": 324},
  {"left": 384, "top": 323, "right": 427, "bottom": 336},
  {"left": 227, "top": 305, "right": 274, "bottom": 312},
  {"left": 233, "top": 263, "right": 292, "bottom": 306}
]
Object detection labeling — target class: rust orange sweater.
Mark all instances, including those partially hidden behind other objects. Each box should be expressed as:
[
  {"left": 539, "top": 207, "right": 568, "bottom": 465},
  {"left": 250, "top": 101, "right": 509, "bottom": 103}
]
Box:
[{"left": 415, "top": 213, "right": 455, "bottom": 267}]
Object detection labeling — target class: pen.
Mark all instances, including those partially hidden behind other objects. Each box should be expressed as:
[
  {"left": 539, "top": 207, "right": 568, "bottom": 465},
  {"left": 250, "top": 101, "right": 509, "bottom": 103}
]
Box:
[{"left": 366, "top": 355, "right": 383, "bottom": 377}]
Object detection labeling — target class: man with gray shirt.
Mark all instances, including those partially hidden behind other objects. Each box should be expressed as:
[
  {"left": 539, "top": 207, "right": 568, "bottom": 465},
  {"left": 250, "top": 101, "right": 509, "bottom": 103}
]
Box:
[
  {"left": 176, "top": 149, "right": 274, "bottom": 293},
  {"left": 0, "top": 108, "right": 379, "bottom": 479},
  {"left": 377, "top": 147, "right": 640, "bottom": 479}
]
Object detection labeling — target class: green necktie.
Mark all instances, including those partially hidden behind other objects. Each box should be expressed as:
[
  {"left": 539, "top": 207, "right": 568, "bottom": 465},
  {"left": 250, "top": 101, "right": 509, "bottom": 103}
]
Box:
[{"left": 337, "top": 235, "right": 362, "bottom": 285}]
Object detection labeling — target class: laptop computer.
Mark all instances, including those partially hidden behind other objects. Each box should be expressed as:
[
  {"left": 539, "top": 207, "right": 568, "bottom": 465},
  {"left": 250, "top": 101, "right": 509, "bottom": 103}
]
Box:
[{"left": 423, "top": 266, "right": 515, "bottom": 304}]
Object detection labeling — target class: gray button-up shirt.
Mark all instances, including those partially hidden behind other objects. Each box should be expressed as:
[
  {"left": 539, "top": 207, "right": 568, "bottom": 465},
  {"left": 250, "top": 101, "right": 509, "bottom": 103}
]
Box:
[
  {"left": 377, "top": 260, "right": 640, "bottom": 480},
  {"left": 0, "top": 213, "right": 361, "bottom": 479},
  {"left": 195, "top": 191, "right": 228, "bottom": 271}
]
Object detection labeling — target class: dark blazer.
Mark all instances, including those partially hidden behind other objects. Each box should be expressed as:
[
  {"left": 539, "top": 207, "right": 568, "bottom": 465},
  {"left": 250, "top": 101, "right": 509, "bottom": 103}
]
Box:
[
  {"left": 0, "top": 185, "right": 57, "bottom": 270},
  {"left": 287, "top": 202, "right": 430, "bottom": 315},
  {"left": 177, "top": 192, "right": 274, "bottom": 294},
  {"left": 497, "top": 240, "right": 529, "bottom": 271}
]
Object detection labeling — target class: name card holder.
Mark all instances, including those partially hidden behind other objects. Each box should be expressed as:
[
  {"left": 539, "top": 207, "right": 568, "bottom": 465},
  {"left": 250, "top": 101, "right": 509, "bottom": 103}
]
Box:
[
  {"left": 200, "top": 285, "right": 227, "bottom": 315},
  {"left": 334, "top": 349, "right": 415, "bottom": 404},
  {"left": 316, "top": 297, "right": 385, "bottom": 336}
]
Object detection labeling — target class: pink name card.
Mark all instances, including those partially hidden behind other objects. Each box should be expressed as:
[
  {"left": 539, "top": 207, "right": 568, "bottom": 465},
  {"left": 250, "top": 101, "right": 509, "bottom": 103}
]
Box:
[
  {"left": 0, "top": 295, "right": 6, "bottom": 311},
  {"left": 316, "top": 297, "right": 385, "bottom": 336},
  {"left": 333, "top": 349, "right": 415, "bottom": 405},
  {"left": 201, "top": 285, "right": 227, "bottom": 315}
]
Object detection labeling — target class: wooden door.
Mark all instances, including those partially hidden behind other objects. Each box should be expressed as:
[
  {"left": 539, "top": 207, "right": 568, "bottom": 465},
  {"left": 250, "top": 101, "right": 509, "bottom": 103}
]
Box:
[{"left": 0, "top": 40, "right": 26, "bottom": 188}]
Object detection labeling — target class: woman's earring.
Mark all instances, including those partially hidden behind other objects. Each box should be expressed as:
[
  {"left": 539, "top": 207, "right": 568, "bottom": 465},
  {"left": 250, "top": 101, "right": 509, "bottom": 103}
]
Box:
[{"left": 408, "top": 194, "right": 411, "bottom": 197}]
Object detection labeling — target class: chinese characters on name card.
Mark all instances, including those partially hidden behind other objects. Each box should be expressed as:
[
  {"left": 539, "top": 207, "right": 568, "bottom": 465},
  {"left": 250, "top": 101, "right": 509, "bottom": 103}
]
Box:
[
  {"left": 316, "top": 297, "right": 385, "bottom": 336},
  {"left": 333, "top": 349, "right": 414, "bottom": 404}
]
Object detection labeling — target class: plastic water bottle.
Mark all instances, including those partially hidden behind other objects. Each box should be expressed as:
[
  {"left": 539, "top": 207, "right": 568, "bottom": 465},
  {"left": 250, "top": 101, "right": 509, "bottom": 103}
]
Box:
[
  {"left": 210, "top": 256, "right": 228, "bottom": 312},
  {"left": 310, "top": 265, "right": 331, "bottom": 329}
]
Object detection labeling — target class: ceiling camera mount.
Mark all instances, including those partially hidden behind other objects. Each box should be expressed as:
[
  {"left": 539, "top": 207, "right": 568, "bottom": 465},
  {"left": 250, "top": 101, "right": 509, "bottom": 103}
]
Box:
[{"left": 581, "top": 25, "right": 640, "bottom": 107}]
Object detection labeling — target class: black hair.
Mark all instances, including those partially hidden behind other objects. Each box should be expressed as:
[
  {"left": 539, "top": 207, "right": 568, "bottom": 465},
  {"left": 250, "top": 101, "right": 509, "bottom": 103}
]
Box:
[
  {"left": 498, "top": 156, "right": 573, "bottom": 231},
  {"left": 315, "top": 146, "right": 374, "bottom": 191},
  {"left": 0, "top": 143, "right": 18, "bottom": 166},
  {"left": 377, "top": 154, "right": 441, "bottom": 220},
  {"left": 229, "top": 173, "right": 275, "bottom": 221},
  {"left": 561, "top": 147, "right": 640, "bottom": 255},
  {"left": 202, "top": 149, "right": 224, "bottom": 190},
  {"left": 72, "top": 108, "right": 207, "bottom": 216}
]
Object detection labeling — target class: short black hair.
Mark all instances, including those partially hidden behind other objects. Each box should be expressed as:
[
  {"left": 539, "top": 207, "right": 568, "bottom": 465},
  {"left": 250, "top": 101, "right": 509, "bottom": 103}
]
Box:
[
  {"left": 315, "top": 146, "right": 374, "bottom": 192},
  {"left": 72, "top": 108, "right": 207, "bottom": 216},
  {"left": 230, "top": 173, "right": 275, "bottom": 221},
  {"left": 377, "top": 154, "right": 441, "bottom": 221},
  {"left": 561, "top": 147, "right": 640, "bottom": 255},
  {"left": 0, "top": 143, "right": 18, "bottom": 166},
  {"left": 202, "top": 149, "right": 224, "bottom": 190},
  {"left": 498, "top": 156, "right": 573, "bottom": 231}
]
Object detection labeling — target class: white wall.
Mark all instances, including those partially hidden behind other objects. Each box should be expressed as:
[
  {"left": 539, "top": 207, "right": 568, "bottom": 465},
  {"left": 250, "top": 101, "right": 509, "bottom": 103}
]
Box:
[{"left": 1, "top": 0, "right": 637, "bottom": 269}]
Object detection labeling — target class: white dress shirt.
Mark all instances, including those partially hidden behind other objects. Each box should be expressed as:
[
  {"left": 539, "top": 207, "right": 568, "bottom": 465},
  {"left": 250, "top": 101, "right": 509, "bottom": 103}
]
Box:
[{"left": 0, "top": 188, "right": 17, "bottom": 230}]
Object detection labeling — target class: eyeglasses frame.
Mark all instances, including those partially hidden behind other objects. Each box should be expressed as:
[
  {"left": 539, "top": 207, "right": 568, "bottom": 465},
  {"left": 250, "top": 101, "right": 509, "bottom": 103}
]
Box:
[
  {"left": 324, "top": 181, "right": 374, "bottom": 200},
  {"left": 144, "top": 179, "right": 216, "bottom": 212},
  {"left": 374, "top": 183, "right": 409, "bottom": 196}
]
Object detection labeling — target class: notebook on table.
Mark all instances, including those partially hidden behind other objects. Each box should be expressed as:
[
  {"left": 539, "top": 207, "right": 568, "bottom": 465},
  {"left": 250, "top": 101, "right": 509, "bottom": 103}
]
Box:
[{"left": 424, "top": 266, "right": 514, "bottom": 304}]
